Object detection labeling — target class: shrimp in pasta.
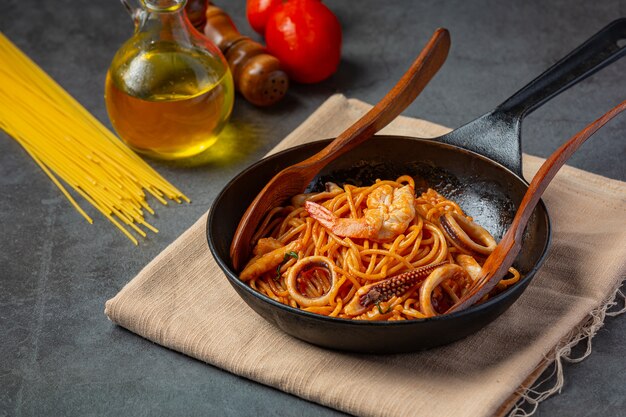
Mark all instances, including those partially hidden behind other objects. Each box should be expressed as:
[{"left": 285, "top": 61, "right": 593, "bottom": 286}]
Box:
[
  {"left": 239, "top": 176, "right": 521, "bottom": 320},
  {"left": 304, "top": 184, "right": 416, "bottom": 241}
]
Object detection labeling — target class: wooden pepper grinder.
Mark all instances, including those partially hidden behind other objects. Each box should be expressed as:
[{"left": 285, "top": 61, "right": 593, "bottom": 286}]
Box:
[
  {"left": 185, "top": 0, "right": 208, "bottom": 30},
  {"left": 199, "top": 2, "right": 289, "bottom": 106}
]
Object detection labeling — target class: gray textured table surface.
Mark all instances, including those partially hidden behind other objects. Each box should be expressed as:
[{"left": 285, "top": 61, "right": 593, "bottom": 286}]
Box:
[{"left": 1, "top": 1, "right": 625, "bottom": 416}]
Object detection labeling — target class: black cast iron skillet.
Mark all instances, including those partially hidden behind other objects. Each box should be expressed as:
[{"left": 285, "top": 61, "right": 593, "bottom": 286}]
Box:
[{"left": 208, "top": 19, "right": 626, "bottom": 353}]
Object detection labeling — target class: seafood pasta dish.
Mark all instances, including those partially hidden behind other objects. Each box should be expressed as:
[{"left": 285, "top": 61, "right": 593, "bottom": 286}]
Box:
[{"left": 239, "top": 175, "right": 520, "bottom": 320}]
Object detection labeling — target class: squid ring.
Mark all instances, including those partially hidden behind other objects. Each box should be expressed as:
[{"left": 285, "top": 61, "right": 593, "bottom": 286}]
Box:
[
  {"left": 419, "top": 264, "right": 470, "bottom": 317},
  {"left": 440, "top": 212, "right": 497, "bottom": 255},
  {"left": 287, "top": 256, "right": 337, "bottom": 307}
]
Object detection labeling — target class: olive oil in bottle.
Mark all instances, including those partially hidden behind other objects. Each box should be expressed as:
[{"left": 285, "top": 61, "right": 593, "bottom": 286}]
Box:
[{"left": 105, "top": 0, "right": 234, "bottom": 160}]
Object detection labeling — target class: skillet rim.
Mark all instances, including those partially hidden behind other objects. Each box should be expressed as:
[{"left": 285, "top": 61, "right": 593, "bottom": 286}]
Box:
[{"left": 207, "top": 135, "right": 552, "bottom": 327}]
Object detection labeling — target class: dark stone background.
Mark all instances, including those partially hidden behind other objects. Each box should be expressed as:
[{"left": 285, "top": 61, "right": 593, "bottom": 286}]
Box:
[{"left": 1, "top": 0, "right": 624, "bottom": 416}]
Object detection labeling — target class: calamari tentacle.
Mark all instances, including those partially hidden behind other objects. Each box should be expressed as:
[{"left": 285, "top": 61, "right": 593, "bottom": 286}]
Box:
[{"left": 344, "top": 261, "right": 448, "bottom": 316}]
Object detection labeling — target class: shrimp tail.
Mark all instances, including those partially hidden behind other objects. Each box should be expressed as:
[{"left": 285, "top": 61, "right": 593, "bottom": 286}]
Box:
[
  {"left": 305, "top": 201, "right": 376, "bottom": 239},
  {"left": 304, "top": 201, "right": 336, "bottom": 230}
]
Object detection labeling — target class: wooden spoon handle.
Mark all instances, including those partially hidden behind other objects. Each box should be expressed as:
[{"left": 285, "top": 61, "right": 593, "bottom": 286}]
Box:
[
  {"left": 294, "top": 28, "right": 451, "bottom": 172},
  {"left": 449, "top": 99, "right": 626, "bottom": 313},
  {"left": 511, "top": 100, "right": 626, "bottom": 243}
]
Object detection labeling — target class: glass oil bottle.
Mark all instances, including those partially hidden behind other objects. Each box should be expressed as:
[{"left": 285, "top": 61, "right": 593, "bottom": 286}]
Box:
[{"left": 105, "top": 0, "right": 234, "bottom": 160}]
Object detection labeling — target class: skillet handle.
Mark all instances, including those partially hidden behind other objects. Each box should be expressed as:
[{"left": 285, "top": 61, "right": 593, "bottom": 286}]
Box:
[{"left": 495, "top": 18, "right": 626, "bottom": 118}]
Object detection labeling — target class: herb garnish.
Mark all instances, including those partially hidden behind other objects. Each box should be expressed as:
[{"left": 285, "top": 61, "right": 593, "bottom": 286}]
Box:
[
  {"left": 275, "top": 251, "right": 299, "bottom": 281},
  {"left": 375, "top": 300, "right": 392, "bottom": 315}
]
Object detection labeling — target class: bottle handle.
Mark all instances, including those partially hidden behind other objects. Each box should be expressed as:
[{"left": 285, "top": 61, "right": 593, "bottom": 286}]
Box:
[{"left": 120, "top": 0, "right": 148, "bottom": 31}]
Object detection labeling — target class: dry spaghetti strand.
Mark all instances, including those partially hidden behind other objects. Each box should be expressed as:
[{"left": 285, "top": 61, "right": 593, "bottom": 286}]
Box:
[{"left": 0, "top": 33, "right": 189, "bottom": 244}]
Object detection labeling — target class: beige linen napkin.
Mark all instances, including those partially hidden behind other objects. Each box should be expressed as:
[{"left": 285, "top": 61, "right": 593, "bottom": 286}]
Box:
[{"left": 105, "top": 95, "right": 626, "bottom": 417}]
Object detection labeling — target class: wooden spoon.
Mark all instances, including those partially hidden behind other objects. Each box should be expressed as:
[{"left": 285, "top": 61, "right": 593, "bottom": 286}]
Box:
[
  {"left": 230, "top": 28, "right": 451, "bottom": 270},
  {"left": 447, "top": 100, "right": 626, "bottom": 314}
]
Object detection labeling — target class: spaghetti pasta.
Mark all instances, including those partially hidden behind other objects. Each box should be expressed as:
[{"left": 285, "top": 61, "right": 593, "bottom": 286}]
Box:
[
  {"left": 240, "top": 176, "right": 521, "bottom": 320},
  {"left": 0, "top": 33, "right": 189, "bottom": 244}
]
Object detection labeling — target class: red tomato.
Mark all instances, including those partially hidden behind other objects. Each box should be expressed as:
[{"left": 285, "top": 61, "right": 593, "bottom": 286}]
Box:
[
  {"left": 265, "top": 0, "right": 342, "bottom": 84},
  {"left": 246, "top": 0, "right": 282, "bottom": 35}
]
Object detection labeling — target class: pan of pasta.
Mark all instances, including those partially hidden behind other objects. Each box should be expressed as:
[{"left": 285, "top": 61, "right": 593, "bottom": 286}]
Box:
[
  {"left": 208, "top": 136, "right": 550, "bottom": 352},
  {"left": 207, "top": 19, "right": 625, "bottom": 353}
]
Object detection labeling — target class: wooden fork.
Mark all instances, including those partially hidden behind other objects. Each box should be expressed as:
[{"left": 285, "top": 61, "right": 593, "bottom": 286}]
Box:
[{"left": 230, "top": 28, "right": 451, "bottom": 270}]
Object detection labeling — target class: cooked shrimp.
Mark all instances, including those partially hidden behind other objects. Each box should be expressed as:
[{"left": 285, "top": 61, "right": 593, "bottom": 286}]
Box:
[{"left": 304, "top": 184, "right": 416, "bottom": 241}]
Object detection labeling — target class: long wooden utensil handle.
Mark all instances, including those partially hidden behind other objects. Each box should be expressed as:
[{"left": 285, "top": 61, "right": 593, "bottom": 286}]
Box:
[
  {"left": 512, "top": 101, "right": 626, "bottom": 243},
  {"left": 449, "top": 99, "right": 626, "bottom": 313},
  {"left": 295, "top": 28, "right": 451, "bottom": 171}
]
